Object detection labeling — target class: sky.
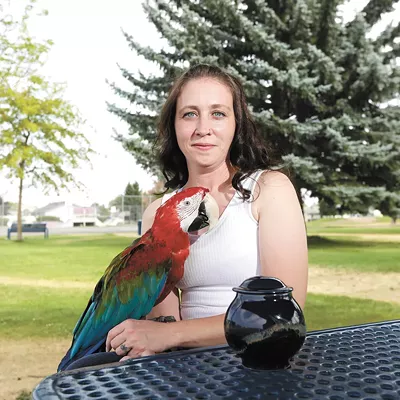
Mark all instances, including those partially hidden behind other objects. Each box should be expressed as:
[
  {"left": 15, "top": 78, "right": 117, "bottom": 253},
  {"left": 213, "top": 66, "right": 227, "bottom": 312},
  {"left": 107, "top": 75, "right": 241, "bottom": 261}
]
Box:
[
  {"left": 0, "top": 0, "right": 398, "bottom": 208},
  {"left": 1, "top": 0, "right": 162, "bottom": 207}
]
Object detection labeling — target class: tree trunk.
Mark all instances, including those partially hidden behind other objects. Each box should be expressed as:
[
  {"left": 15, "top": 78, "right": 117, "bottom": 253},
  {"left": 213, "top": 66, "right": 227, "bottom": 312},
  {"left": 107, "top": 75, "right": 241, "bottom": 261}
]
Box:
[
  {"left": 17, "top": 177, "right": 23, "bottom": 241},
  {"left": 295, "top": 185, "right": 305, "bottom": 217}
]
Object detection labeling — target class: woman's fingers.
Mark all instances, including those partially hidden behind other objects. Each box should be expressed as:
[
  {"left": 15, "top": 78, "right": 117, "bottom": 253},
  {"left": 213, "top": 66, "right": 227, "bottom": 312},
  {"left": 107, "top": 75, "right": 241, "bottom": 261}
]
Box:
[
  {"left": 119, "top": 349, "right": 155, "bottom": 362},
  {"left": 106, "top": 324, "right": 125, "bottom": 351},
  {"left": 115, "top": 341, "right": 132, "bottom": 356},
  {"left": 141, "top": 349, "right": 155, "bottom": 357},
  {"left": 110, "top": 335, "right": 129, "bottom": 354}
]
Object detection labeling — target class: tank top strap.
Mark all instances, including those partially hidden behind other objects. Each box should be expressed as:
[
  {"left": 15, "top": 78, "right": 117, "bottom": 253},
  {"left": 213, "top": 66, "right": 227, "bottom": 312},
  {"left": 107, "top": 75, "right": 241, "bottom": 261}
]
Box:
[
  {"left": 161, "top": 190, "right": 178, "bottom": 205},
  {"left": 240, "top": 170, "right": 265, "bottom": 200},
  {"left": 234, "top": 170, "right": 265, "bottom": 222},
  {"left": 162, "top": 171, "right": 265, "bottom": 206}
]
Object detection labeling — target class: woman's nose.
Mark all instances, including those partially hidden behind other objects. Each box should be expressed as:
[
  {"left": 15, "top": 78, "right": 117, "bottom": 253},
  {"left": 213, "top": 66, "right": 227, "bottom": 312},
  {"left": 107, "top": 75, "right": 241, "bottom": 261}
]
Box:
[
  {"left": 195, "top": 128, "right": 211, "bottom": 137},
  {"left": 195, "top": 118, "right": 211, "bottom": 136}
]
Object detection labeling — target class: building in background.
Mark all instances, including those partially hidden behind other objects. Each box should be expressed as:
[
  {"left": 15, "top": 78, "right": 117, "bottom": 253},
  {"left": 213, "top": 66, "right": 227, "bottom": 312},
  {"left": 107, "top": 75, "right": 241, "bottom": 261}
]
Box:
[{"left": 33, "top": 202, "right": 99, "bottom": 227}]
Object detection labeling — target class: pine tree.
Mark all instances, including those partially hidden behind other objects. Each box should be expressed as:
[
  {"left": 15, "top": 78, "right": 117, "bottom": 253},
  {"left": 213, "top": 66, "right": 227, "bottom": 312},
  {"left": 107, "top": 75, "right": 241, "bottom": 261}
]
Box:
[
  {"left": 109, "top": 182, "right": 143, "bottom": 222},
  {"left": 108, "top": 0, "right": 400, "bottom": 219},
  {"left": 125, "top": 182, "right": 142, "bottom": 206},
  {"left": 109, "top": 182, "right": 142, "bottom": 208}
]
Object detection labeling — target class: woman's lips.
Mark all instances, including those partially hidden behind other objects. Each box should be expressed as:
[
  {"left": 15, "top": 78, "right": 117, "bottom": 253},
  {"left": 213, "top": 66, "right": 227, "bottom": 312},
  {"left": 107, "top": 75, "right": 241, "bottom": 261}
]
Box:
[{"left": 192, "top": 144, "right": 215, "bottom": 151}]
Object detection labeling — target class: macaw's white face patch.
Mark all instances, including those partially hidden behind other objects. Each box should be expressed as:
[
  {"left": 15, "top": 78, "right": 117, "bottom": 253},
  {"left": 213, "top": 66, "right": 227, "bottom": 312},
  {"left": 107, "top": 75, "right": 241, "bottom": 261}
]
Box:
[
  {"left": 176, "top": 192, "right": 204, "bottom": 222},
  {"left": 177, "top": 191, "right": 219, "bottom": 234}
]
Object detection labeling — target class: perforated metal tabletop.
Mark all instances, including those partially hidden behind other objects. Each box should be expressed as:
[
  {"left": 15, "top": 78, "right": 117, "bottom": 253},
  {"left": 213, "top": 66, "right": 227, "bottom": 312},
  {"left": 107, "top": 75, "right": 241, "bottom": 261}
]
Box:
[{"left": 33, "top": 320, "right": 400, "bottom": 399}]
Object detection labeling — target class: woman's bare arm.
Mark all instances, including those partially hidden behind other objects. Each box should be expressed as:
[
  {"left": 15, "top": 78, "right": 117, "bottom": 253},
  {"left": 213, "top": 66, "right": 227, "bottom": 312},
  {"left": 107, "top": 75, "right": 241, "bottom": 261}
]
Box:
[
  {"left": 257, "top": 171, "right": 308, "bottom": 308},
  {"left": 166, "top": 314, "right": 227, "bottom": 348},
  {"left": 167, "top": 171, "right": 308, "bottom": 349}
]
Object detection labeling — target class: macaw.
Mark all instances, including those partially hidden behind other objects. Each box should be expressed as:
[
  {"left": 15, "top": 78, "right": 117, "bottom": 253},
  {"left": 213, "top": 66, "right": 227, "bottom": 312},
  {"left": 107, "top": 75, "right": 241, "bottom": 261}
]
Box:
[{"left": 58, "top": 187, "right": 218, "bottom": 372}]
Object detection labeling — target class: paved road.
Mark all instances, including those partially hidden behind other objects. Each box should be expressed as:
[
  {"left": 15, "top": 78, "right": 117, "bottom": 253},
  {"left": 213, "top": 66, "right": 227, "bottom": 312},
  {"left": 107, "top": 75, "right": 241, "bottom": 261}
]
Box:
[{"left": 1, "top": 225, "right": 139, "bottom": 238}]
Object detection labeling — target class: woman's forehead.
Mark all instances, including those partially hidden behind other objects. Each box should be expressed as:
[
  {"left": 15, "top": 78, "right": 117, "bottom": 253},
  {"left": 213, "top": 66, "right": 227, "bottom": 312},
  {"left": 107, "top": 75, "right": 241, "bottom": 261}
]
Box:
[{"left": 178, "top": 78, "right": 233, "bottom": 105}]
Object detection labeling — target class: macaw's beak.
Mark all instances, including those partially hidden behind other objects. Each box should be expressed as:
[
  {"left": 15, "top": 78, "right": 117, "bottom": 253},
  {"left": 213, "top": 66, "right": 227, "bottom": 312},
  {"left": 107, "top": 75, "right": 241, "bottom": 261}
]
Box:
[
  {"left": 188, "top": 201, "right": 208, "bottom": 232},
  {"left": 188, "top": 193, "right": 219, "bottom": 232}
]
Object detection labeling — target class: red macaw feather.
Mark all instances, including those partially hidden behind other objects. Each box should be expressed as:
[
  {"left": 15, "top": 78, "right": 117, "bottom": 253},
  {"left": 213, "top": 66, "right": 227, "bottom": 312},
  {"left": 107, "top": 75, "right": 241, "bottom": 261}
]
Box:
[{"left": 57, "top": 187, "right": 208, "bottom": 372}]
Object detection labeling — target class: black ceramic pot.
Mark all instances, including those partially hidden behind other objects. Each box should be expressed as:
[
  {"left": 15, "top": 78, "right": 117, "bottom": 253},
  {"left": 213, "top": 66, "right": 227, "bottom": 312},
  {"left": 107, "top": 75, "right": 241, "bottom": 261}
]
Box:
[{"left": 224, "top": 276, "right": 306, "bottom": 370}]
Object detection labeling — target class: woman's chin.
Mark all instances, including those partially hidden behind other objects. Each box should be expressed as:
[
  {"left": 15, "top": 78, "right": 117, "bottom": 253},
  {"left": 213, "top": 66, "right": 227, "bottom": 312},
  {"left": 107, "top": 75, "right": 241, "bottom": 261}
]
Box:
[{"left": 189, "top": 157, "right": 226, "bottom": 170}]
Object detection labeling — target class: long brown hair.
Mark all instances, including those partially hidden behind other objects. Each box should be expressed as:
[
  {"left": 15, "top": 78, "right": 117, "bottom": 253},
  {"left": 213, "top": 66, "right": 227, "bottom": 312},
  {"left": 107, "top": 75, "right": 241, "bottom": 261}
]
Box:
[{"left": 156, "top": 64, "right": 279, "bottom": 200}]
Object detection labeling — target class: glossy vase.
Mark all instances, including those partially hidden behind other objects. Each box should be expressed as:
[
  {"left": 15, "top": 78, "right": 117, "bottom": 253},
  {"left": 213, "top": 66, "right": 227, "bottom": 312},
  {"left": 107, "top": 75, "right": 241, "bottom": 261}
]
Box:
[{"left": 224, "top": 276, "right": 306, "bottom": 370}]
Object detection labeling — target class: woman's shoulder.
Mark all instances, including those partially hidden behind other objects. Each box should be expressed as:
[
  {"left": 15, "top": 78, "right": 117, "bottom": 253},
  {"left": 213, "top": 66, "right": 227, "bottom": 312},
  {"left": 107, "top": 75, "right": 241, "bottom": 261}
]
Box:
[
  {"left": 141, "top": 190, "right": 180, "bottom": 232},
  {"left": 258, "top": 170, "right": 294, "bottom": 188},
  {"left": 250, "top": 170, "right": 294, "bottom": 197},
  {"left": 143, "top": 197, "right": 163, "bottom": 216},
  {"left": 160, "top": 190, "right": 179, "bottom": 204},
  {"left": 141, "top": 197, "right": 163, "bottom": 233},
  {"left": 253, "top": 170, "right": 298, "bottom": 209}
]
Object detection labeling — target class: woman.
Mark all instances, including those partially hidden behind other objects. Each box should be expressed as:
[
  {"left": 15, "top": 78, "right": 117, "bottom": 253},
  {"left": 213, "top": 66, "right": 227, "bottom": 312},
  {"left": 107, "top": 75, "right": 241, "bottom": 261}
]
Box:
[{"left": 106, "top": 64, "right": 308, "bottom": 362}]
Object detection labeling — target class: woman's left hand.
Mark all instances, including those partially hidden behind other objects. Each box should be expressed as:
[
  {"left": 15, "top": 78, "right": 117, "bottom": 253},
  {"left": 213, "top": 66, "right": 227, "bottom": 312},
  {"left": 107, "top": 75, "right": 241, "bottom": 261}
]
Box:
[{"left": 105, "top": 319, "right": 175, "bottom": 362}]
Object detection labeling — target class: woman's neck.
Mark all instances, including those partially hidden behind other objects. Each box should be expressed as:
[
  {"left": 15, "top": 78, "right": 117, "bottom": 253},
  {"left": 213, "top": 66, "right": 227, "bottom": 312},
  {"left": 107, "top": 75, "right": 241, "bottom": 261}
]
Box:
[{"left": 185, "top": 162, "right": 235, "bottom": 192}]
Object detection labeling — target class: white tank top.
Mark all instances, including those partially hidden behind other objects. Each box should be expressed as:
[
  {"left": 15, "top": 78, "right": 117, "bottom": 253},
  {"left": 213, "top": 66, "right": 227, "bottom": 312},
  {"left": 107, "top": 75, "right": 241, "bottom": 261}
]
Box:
[{"left": 161, "top": 170, "right": 263, "bottom": 320}]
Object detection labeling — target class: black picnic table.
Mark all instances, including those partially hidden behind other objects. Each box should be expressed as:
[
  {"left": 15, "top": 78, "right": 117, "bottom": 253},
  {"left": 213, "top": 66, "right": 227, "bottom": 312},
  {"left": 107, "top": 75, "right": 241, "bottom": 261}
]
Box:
[{"left": 33, "top": 319, "right": 400, "bottom": 399}]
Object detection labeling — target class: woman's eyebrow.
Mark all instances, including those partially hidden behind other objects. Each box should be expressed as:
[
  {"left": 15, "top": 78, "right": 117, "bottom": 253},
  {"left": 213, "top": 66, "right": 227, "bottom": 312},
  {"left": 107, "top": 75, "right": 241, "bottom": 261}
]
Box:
[
  {"left": 177, "top": 105, "right": 200, "bottom": 114},
  {"left": 178, "top": 104, "right": 232, "bottom": 113},
  {"left": 210, "top": 103, "right": 231, "bottom": 111}
]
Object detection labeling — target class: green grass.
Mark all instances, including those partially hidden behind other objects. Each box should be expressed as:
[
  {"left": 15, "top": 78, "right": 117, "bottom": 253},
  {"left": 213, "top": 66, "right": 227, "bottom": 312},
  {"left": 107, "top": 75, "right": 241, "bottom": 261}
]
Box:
[
  {"left": 308, "top": 235, "right": 400, "bottom": 272},
  {"left": 304, "top": 294, "right": 400, "bottom": 331},
  {"left": 0, "top": 234, "right": 134, "bottom": 282},
  {"left": 1, "top": 283, "right": 398, "bottom": 339},
  {"left": 0, "top": 284, "right": 91, "bottom": 338},
  {"left": 0, "top": 229, "right": 399, "bottom": 340},
  {"left": 1, "top": 232, "right": 399, "bottom": 282},
  {"left": 307, "top": 215, "right": 394, "bottom": 226},
  {"left": 308, "top": 226, "right": 400, "bottom": 234},
  {"left": 307, "top": 216, "right": 400, "bottom": 235},
  {"left": 15, "top": 391, "right": 31, "bottom": 400}
]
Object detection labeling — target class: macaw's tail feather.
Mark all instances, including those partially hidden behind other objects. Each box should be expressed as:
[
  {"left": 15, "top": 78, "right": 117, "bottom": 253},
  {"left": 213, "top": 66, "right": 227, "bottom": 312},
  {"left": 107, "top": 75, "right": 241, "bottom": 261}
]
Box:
[{"left": 57, "top": 338, "right": 105, "bottom": 372}]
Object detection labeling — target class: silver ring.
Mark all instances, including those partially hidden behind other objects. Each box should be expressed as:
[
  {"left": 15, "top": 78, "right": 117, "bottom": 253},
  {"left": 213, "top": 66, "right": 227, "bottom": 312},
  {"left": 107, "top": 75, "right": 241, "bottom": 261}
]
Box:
[{"left": 120, "top": 343, "right": 131, "bottom": 353}]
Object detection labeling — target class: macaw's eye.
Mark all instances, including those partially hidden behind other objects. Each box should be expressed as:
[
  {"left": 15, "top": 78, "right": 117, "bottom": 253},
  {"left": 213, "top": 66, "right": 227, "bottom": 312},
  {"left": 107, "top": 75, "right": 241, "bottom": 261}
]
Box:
[{"left": 184, "top": 200, "right": 191, "bottom": 206}]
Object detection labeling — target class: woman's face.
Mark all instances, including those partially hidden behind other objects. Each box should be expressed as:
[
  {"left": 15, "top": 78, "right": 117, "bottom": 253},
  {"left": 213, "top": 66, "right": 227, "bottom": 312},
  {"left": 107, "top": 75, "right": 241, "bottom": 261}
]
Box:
[{"left": 174, "top": 78, "right": 236, "bottom": 170}]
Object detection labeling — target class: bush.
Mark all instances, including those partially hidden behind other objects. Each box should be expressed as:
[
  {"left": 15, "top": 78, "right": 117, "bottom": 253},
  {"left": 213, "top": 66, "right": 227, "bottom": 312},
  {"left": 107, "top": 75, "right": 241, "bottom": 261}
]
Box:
[
  {"left": 15, "top": 391, "right": 31, "bottom": 400},
  {"left": 0, "top": 217, "right": 9, "bottom": 226},
  {"left": 36, "top": 215, "right": 60, "bottom": 222}
]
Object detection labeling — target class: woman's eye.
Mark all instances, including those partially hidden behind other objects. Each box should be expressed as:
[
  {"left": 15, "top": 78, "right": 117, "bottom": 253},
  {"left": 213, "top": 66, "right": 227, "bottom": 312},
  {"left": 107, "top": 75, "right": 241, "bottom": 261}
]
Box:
[
  {"left": 183, "top": 112, "right": 196, "bottom": 118},
  {"left": 213, "top": 111, "right": 225, "bottom": 117}
]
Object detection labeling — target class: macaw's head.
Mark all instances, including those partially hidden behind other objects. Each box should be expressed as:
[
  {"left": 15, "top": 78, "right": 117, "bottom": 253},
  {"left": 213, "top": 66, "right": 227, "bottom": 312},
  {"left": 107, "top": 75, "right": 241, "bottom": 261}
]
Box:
[{"left": 157, "top": 187, "right": 219, "bottom": 233}]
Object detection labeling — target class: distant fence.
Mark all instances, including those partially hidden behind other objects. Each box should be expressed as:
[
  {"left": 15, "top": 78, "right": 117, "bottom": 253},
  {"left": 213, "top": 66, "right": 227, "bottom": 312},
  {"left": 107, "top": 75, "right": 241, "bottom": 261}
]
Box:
[
  {"left": 0, "top": 194, "right": 159, "bottom": 227},
  {"left": 97, "top": 195, "right": 157, "bottom": 225}
]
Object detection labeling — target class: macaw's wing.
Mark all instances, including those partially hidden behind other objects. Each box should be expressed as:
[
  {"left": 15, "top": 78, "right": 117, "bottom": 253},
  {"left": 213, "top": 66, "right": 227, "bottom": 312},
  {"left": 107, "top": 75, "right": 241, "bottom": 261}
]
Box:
[{"left": 69, "top": 233, "right": 172, "bottom": 359}]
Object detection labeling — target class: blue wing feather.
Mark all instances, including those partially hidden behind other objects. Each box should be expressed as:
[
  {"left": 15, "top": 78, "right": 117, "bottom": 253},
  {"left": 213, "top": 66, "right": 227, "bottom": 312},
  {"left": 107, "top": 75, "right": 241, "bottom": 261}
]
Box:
[
  {"left": 69, "top": 270, "right": 168, "bottom": 359},
  {"left": 57, "top": 237, "right": 172, "bottom": 372}
]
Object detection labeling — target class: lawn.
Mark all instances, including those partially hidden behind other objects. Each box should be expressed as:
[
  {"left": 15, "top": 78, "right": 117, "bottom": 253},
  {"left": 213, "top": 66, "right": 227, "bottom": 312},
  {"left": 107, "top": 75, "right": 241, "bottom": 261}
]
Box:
[
  {"left": 0, "top": 234, "right": 133, "bottom": 282},
  {"left": 1, "top": 283, "right": 399, "bottom": 339},
  {"left": 304, "top": 293, "right": 400, "bottom": 331},
  {"left": 1, "top": 221, "right": 399, "bottom": 400},
  {"left": 0, "top": 284, "right": 91, "bottom": 339},
  {"left": 308, "top": 235, "right": 400, "bottom": 272},
  {"left": 306, "top": 216, "right": 400, "bottom": 235},
  {"left": 0, "top": 223, "right": 399, "bottom": 338}
]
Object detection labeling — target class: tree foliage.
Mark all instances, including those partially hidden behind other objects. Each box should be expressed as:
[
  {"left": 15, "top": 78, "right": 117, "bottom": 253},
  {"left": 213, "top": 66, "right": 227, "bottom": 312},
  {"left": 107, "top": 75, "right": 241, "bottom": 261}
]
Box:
[
  {"left": 0, "top": 0, "right": 93, "bottom": 239},
  {"left": 109, "top": 182, "right": 143, "bottom": 208},
  {"left": 109, "top": 182, "right": 143, "bottom": 222},
  {"left": 108, "top": 0, "right": 400, "bottom": 220}
]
